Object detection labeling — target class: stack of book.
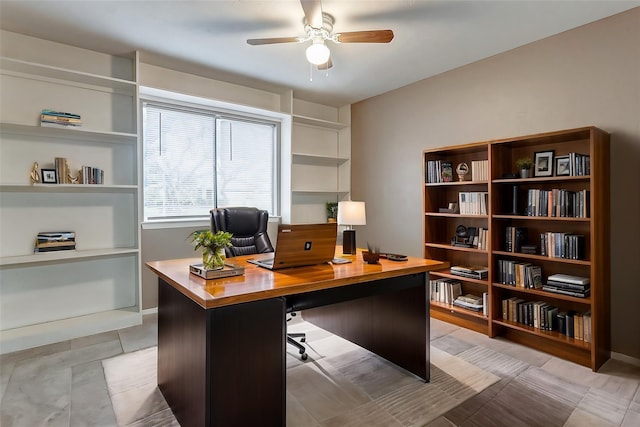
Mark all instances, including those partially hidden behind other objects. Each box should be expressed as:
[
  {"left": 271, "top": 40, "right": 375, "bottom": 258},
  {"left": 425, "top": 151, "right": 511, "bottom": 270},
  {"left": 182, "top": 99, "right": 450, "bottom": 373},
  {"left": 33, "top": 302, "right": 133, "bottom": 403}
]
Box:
[
  {"left": 453, "top": 294, "right": 484, "bottom": 312},
  {"left": 449, "top": 265, "right": 488, "bottom": 280},
  {"left": 34, "top": 231, "right": 76, "bottom": 252},
  {"left": 543, "top": 273, "right": 590, "bottom": 298},
  {"left": 40, "top": 109, "right": 82, "bottom": 128},
  {"left": 425, "top": 160, "right": 453, "bottom": 183}
]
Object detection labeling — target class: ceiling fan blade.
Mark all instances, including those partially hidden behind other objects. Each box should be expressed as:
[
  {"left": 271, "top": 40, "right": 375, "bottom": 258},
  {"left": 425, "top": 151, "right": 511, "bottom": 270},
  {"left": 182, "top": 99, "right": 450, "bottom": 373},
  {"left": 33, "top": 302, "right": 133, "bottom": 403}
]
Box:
[
  {"left": 247, "top": 37, "right": 302, "bottom": 45},
  {"left": 317, "top": 57, "right": 333, "bottom": 70},
  {"left": 301, "top": 0, "right": 323, "bottom": 29},
  {"left": 335, "top": 30, "right": 394, "bottom": 43}
]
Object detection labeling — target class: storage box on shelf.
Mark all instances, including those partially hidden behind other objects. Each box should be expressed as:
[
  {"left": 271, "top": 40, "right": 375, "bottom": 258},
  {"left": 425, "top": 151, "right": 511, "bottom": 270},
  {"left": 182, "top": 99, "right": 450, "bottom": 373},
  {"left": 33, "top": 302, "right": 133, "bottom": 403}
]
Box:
[
  {"left": 0, "top": 31, "right": 141, "bottom": 354},
  {"left": 423, "top": 127, "right": 610, "bottom": 370},
  {"left": 423, "top": 142, "right": 490, "bottom": 334}
]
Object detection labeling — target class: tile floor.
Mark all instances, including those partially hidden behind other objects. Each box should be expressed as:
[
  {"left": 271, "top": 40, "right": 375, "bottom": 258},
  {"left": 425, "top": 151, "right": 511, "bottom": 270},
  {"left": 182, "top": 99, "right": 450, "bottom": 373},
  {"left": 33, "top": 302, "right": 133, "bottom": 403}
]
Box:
[{"left": 1, "top": 313, "right": 639, "bottom": 426}]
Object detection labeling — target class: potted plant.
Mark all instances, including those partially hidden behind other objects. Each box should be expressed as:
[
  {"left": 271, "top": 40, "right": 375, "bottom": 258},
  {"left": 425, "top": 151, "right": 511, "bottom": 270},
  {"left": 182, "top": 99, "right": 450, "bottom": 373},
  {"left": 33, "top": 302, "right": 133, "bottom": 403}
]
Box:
[
  {"left": 189, "top": 230, "right": 233, "bottom": 270},
  {"left": 515, "top": 157, "right": 533, "bottom": 178},
  {"left": 326, "top": 202, "right": 338, "bottom": 223}
]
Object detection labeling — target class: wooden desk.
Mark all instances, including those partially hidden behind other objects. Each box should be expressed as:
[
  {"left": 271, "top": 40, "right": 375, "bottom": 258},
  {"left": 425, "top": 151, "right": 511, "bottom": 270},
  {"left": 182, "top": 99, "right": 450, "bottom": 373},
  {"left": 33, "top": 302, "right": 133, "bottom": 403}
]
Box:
[{"left": 147, "top": 250, "right": 446, "bottom": 427}]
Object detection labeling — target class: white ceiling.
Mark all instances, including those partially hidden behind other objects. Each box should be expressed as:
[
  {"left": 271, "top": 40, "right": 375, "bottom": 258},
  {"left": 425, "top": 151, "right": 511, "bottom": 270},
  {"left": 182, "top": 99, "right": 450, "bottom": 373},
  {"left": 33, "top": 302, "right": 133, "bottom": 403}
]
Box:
[{"left": 1, "top": 1, "right": 638, "bottom": 107}]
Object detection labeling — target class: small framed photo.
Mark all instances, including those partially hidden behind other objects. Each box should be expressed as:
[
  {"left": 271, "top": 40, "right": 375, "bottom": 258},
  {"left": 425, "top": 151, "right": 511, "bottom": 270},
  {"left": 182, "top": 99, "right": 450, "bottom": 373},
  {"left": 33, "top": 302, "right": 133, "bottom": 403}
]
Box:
[
  {"left": 534, "top": 150, "right": 554, "bottom": 177},
  {"left": 41, "top": 169, "right": 57, "bottom": 184},
  {"left": 555, "top": 155, "right": 571, "bottom": 176}
]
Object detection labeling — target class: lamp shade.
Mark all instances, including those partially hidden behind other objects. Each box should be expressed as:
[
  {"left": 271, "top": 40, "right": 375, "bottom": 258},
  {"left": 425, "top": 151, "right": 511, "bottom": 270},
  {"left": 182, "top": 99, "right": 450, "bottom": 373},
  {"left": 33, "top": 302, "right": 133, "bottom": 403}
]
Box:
[
  {"left": 306, "top": 41, "right": 331, "bottom": 65},
  {"left": 337, "top": 201, "right": 366, "bottom": 226}
]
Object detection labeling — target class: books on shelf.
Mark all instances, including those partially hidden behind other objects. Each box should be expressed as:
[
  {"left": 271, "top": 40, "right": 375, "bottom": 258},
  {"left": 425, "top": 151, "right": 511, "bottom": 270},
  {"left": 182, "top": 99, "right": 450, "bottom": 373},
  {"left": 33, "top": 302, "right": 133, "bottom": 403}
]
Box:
[
  {"left": 471, "top": 160, "right": 489, "bottom": 181},
  {"left": 504, "top": 226, "right": 528, "bottom": 253},
  {"left": 526, "top": 188, "right": 589, "bottom": 218},
  {"left": 34, "top": 231, "right": 76, "bottom": 252},
  {"left": 81, "top": 165, "right": 104, "bottom": 184},
  {"left": 496, "top": 259, "right": 542, "bottom": 289},
  {"left": 544, "top": 273, "right": 590, "bottom": 298},
  {"left": 539, "top": 232, "right": 585, "bottom": 260},
  {"left": 40, "top": 109, "right": 82, "bottom": 128},
  {"left": 429, "top": 278, "right": 462, "bottom": 304},
  {"left": 453, "top": 294, "right": 484, "bottom": 312},
  {"left": 458, "top": 192, "right": 488, "bottom": 215},
  {"left": 450, "top": 265, "right": 488, "bottom": 280}
]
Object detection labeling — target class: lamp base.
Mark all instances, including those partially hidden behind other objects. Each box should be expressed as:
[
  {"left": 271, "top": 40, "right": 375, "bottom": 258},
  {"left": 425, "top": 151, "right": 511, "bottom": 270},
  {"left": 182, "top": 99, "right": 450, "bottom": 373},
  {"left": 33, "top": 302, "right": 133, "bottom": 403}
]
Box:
[{"left": 343, "top": 229, "right": 356, "bottom": 255}]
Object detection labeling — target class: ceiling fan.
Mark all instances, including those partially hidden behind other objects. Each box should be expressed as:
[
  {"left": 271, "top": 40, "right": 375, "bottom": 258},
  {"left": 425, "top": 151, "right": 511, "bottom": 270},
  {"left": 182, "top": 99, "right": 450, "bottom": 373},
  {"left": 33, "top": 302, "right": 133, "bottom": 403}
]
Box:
[{"left": 247, "top": 0, "right": 394, "bottom": 69}]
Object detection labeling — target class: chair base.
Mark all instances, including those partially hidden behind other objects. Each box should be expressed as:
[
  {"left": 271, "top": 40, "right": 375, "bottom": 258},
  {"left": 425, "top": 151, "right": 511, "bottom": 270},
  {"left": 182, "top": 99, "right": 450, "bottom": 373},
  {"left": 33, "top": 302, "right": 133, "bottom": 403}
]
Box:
[{"left": 287, "top": 333, "right": 307, "bottom": 360}]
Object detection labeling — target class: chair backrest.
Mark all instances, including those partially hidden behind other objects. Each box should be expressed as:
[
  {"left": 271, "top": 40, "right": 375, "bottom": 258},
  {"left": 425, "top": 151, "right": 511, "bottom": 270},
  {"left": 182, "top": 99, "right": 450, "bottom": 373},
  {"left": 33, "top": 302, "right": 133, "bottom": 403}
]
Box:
[{"left": 210, "top": 207, "right": 274, "bottom": 257}]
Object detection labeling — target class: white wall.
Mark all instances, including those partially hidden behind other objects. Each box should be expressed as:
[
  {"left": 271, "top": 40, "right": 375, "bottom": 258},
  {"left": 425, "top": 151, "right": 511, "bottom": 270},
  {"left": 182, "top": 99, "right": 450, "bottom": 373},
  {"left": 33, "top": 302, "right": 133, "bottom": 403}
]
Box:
[{"left": 351, "top": 8, "right": 640, "bottom": 359}]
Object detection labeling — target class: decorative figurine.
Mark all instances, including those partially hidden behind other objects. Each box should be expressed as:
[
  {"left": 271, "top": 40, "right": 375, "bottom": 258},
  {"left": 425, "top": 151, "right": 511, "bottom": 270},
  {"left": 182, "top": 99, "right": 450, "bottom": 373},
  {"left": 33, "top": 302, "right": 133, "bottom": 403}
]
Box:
[
  {"left": 30, "top": 162, "right": 41, "bottom": 184},
  {"left": 456, "top": 162, "right": 469, "bottom": 182}
]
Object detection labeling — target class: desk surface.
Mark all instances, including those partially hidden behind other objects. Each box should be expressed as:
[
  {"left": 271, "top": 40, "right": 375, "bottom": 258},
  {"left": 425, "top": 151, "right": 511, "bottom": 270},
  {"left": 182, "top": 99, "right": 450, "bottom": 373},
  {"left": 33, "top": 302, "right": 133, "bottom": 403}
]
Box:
[{"left": 146, "top": 248, "right": 447, "bottom": 309}]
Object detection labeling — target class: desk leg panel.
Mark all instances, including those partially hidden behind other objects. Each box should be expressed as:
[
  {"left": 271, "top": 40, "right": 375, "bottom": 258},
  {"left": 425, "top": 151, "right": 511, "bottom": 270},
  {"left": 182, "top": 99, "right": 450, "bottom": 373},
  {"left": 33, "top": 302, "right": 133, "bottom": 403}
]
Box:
[
  {"left": 303, "top": 273, "right": 429, "bottom": 381},
  {"left": 209, "top": 298, "right": 286, "bottom": 427},
  {"left": 158, "top": 278, "right": 208, "bottom": 427}
]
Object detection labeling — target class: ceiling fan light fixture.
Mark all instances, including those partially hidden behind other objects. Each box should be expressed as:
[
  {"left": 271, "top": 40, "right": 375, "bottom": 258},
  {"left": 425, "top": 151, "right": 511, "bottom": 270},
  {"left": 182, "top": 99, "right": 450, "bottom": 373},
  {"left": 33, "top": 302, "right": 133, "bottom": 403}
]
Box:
[{"left": 306, "top": 40, "right": 330, "bottom": 65}]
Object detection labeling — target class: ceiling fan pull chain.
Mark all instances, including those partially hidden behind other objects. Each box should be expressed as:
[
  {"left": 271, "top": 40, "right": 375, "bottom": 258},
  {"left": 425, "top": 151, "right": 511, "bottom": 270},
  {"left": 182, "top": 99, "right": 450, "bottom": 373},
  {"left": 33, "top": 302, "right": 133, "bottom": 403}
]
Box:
[{"left": 309, "top": 62, "right": 314, "bottom": 82}]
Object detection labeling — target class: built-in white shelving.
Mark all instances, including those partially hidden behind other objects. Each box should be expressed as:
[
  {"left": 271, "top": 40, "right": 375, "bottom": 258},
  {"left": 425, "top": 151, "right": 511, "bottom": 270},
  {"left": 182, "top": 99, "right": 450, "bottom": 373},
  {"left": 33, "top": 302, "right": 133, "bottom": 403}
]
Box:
[{"left": 0, "top": 31, "right": 142, "bottom": 354}]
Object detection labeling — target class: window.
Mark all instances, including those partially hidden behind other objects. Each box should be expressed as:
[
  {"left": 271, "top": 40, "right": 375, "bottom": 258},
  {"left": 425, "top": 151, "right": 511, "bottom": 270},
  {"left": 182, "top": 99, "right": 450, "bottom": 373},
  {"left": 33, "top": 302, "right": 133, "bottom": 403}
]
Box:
[{"left": 142, "top": 101, "right": 279, "bottom": 222}]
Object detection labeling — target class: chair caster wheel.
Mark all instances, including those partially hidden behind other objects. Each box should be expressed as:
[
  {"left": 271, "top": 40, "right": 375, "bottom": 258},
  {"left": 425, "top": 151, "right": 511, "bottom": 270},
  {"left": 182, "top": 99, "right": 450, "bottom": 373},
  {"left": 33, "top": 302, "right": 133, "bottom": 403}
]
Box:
[
  {"left": 300, "top": 337, "right": 306, "bottom": 343},
  {"left": 301, "top": 353, "right": 308, "bottom": 361}
]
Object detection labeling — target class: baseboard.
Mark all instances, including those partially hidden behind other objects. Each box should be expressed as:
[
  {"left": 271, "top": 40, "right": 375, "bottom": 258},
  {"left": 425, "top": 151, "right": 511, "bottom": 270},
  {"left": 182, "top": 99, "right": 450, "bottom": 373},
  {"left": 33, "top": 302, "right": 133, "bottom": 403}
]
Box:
[
  {"left": 611, "top": 351, "right": 640, "bottom": 368},
  {"left": 142, "top": 307, "right": 158, "bottom": 316}
]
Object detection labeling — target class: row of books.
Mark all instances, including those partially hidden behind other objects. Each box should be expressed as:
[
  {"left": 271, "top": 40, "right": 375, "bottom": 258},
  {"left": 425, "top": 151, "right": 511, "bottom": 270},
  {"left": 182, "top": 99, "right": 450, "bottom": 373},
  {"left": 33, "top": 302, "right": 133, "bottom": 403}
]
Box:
[
  {"left": 425, "top": 160, "right": 454, "bottom": 183},
  {"left": 34, "top": 231, "right": 76, "bottom": 252},
  {"left": 563, "top": 152, "right": 590, "bottom": 176},
  {"left": 52, "top": 157, "right": 104, "bottom": 184},
  {"left": 542, "top": 273, "right": 590, "bottom": 298},
  {"left": 501, "top": 297, "right": 591, "bottom": 341},
  {"left": 526, "top": 188, "right": 589, "bottom": 218},
  {"left": 81, "top": 165, "right": 105, "bottom": 185},
  {"left": 496, "top": 259, "right": 543, "bottom": 289},
  {"left": 471, "top": 160, "right": 489, "bottom": 181},
  {"left": 40, "top": 109, "right": 82, "bottom": 128},
  {"left": 429, "top": 278, "right": 488, "bottom": 316},
  {"left": 458, "top": 191, "right": 488, "bottom": 215},
  {"left": 504, "top": 226, "right": 528, "bottom": 252},
  {"left": 540, "top": 232, "right": 586, "bottom": 260},
  {"left": 429, "top": 278, "right": 462, "bottom": 304}
]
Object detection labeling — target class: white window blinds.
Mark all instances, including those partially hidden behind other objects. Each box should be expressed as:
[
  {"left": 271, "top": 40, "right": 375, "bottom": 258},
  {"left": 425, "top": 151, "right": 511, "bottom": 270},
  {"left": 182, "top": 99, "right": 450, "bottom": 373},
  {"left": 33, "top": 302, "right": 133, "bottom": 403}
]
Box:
[{"left": 143, "top": 102, "right": 278, "bottom": 222}]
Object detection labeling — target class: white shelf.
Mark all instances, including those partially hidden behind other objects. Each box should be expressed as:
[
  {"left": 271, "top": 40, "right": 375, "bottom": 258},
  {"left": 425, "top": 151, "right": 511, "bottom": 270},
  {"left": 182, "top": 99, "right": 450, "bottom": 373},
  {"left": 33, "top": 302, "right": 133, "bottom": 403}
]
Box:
[
  {"left": 0, "top": 183, "right": 137, "bottom": 193},
  {"left": 292, "top": 114, "right": 347, "bottom": 129},
  {"left": 0, "top": 56, "right": 136, "bottom": 93},
  {"left": 0, "top": 122, "right": 137, "bottom": 143},
  {"left": 0, "top": 308, "right": 141, "bottom": 354},
  {"left": 292, "top": 153, "right": 349, "bottom": 165},
  {"left": 0, "top": 248, "right": 139, "bottom": 267}
]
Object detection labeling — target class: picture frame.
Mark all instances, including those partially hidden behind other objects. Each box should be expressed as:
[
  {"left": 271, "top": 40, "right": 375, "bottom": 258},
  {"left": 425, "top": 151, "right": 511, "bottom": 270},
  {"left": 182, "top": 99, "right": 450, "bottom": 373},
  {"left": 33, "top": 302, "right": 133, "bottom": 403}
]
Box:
[
  {"left": 41, "top": 169, "right": 57, "bottom": 184},
  {"left": 534, "top": 150, "right": 554, "bottom": 177},
  {"left": 555, "top": 155, "right": 571, "bottom": 176}
]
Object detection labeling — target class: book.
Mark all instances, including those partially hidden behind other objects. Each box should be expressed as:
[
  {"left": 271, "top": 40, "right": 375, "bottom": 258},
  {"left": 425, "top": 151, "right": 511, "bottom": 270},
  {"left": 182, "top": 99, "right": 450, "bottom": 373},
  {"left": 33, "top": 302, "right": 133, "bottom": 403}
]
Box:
[
  {"left": 450, "top": 265, "right": 488, "bottom": 279},
  {"left": 547, "top": 274, "right": 590, "bottom": 285},
  {"left": 189, "top": 262, "right": 245, "bottom": 279},
  {"left": 441, "top": 161, "right": 453, "bottom": 182}
]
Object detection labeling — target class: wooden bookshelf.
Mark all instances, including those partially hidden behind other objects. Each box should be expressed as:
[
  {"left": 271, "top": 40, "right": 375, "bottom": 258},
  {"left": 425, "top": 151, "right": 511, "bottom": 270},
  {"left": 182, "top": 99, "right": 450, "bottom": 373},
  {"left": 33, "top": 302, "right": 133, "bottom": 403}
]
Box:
[{"left": 423, "top": 127, "right": 610, "bottom": 371}]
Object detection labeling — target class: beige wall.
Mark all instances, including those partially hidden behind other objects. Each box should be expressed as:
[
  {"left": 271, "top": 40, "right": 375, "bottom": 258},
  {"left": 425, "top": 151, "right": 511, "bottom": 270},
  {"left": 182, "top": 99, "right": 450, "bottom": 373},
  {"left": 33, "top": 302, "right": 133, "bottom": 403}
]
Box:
[{"left": 351, "top": 8, "right": 640, "bottom": 359}]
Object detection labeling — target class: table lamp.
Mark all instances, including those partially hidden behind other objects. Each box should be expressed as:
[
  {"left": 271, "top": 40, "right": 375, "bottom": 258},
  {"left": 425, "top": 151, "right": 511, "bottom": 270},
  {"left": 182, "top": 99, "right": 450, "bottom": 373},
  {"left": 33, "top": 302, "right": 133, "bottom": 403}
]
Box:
[{"left": 337, "top": 201, "right": 366, "bottom": 255}]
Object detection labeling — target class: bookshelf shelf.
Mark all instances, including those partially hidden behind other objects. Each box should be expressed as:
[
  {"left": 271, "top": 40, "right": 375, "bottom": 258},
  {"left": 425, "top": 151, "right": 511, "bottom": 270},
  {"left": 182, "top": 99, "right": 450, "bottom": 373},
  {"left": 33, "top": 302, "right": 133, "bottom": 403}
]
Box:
[
  {"left": 0, "top": 36, "right": 142, "bottom": 354},
  {"left": 423, "top": 126, "right": 609, "bottom": 370}
]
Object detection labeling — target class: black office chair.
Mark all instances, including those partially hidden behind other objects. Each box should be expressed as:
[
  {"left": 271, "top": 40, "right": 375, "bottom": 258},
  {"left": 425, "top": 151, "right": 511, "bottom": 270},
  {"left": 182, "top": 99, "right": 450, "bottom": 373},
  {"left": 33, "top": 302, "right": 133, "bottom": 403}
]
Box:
[{"left": 210, "top": 207, "right": 308, "bottom": 360}]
